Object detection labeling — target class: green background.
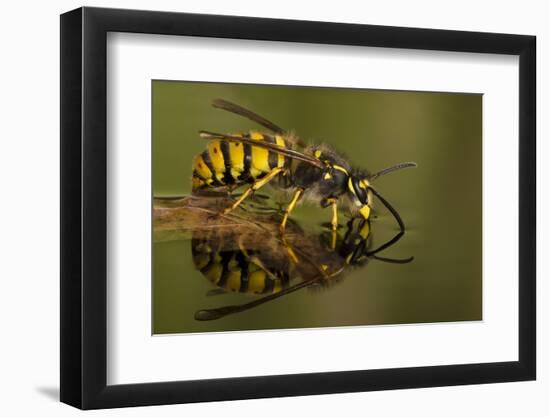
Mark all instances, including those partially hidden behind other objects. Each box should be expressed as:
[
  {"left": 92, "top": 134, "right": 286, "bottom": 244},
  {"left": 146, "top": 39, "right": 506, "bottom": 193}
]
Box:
[{"left": 152, "top": 80, "right": 482, "bottom": 334}]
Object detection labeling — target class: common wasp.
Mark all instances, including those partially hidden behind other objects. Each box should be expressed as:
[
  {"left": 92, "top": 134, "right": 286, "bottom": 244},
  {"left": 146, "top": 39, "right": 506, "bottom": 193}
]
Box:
[{"left": 193, "top": 99, "right": 416, "bottom": 232}]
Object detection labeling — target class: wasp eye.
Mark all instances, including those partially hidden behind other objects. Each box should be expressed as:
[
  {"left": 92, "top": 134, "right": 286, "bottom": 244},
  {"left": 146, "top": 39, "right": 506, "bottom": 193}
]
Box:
[{"left": 352, "top": 177, "right": 368, "bottom": 204}]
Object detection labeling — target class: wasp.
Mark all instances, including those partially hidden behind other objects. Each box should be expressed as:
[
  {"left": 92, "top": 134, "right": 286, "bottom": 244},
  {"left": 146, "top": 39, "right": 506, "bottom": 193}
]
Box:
[
  {"left": 191, "top": 216, "right": 413, "bottom": 321},
  {"left": 192, "top": 99, "right": 416, "bottom": 232}
]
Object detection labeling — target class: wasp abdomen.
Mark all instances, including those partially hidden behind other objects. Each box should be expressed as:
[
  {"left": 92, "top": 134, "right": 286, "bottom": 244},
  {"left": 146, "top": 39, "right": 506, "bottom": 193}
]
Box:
[
  {"left": 192, "top": 131, "right": 288, "bottom": 190},
  {"left": 192, "top": 243, "right": 289, "bottom": 295}
]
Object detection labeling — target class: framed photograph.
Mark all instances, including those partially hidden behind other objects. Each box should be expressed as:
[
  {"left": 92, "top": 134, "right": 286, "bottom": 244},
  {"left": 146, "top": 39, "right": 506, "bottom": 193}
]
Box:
[{"left": 60, "top": 6, "right": 536, "bottom": 409}]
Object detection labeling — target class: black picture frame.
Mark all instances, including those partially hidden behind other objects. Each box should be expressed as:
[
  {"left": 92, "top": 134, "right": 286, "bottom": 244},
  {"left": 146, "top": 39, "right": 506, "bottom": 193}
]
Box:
[{"left": 60, "top": 6, "right": 536, "bottom": 410}]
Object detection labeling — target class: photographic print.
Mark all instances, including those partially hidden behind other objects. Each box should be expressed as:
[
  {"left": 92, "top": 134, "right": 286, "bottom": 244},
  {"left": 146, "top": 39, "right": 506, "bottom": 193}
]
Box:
[
  {"left": 60, "top": 9, "right": 536, "bottom": 407},
  {"left": 152, "top": 81, "right": 482, "bottom": 335}
]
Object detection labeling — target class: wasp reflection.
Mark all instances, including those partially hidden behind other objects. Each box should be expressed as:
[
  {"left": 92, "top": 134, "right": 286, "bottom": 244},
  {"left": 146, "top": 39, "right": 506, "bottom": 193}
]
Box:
[{"left": 191, "top": 216, "right": 413, "bottom": 321}]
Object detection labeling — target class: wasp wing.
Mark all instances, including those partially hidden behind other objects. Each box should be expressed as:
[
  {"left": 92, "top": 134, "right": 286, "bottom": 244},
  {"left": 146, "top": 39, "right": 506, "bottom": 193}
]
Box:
[
  {"left": 211, "top": 99, "right": 307, "bottom": 148},
  {"left": 212, "top": 98, "right": 285, "bottom": 133},
  {"left": 199, "top": 130, "right": 325, "bottom": 169}
]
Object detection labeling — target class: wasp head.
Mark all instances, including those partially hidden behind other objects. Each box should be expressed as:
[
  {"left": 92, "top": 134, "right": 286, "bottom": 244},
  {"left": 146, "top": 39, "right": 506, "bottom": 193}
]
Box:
[{"left": 347, "top": 174, "right": 372, "bottom": 220}]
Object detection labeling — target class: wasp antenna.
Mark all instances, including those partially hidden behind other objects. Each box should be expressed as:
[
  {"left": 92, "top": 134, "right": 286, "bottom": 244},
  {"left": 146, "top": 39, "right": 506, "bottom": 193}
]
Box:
[
  {"left": 365, "top": 230, "right": 405, "bottom": 257},
  {"left": 368, "top": 186, "right": 405, "bottom": 232},
  {"left": 371, "top": 255, "right": 414, "bottom": 264},
  {"left": 370, "top": 162, "right": 417, "bottom": 180}
]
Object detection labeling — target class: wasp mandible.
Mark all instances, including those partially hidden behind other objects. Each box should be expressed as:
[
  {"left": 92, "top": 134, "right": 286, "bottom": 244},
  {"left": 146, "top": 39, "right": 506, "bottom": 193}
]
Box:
[{"left": 192, "top": 99, "right": 416, "bottom": 232}]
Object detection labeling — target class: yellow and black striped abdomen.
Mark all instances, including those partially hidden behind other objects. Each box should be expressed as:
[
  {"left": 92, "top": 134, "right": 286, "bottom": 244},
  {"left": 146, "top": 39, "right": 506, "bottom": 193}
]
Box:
[
  {"left": 192, "top": 243, "right": 289, "bottom": 295},
  {"left": 192, "top": 131, "right": 288, "bottom": 190}
]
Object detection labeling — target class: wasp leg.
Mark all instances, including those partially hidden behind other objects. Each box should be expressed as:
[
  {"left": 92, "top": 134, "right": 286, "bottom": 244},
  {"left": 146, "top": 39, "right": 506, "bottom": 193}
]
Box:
[
  {"left": 330, "top": 199, "right": 339, "bottom": 249},
  {"left": 280, "top": 234, "right": 300, "bottom": 264},
  {"left": 330, "top": 200, "right": 339, "bottom": 230},
  {"left": 227, "top": 183, "right": 241, "bottom": 194},
  {"left": 280, "top": 188, "right": 304, "bottom": 232},
  {"left": 319, "top": 197, "right": 340, "bottom": 249},
  {"left": 320, "top": 197, "right": 340, "bottom": 231},
  {"left": 236, "top": 235, "right": 281, "bottom": 281},
  {"left": 222, "top": 167, "right": 284, "bottom": 215}
]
